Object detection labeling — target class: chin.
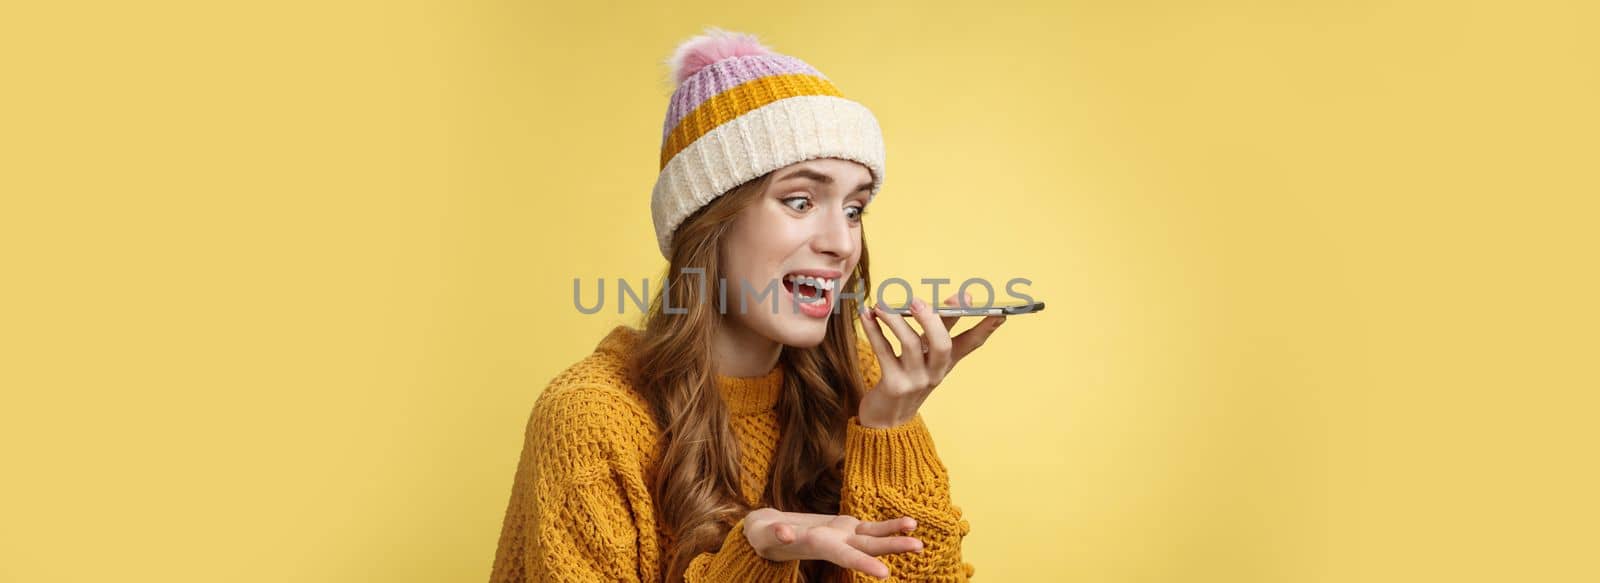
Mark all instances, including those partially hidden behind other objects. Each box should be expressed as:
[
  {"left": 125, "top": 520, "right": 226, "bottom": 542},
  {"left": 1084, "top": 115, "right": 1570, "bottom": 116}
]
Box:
[{"left": 768, "top": 315, "right": 830, "bottom": 348}]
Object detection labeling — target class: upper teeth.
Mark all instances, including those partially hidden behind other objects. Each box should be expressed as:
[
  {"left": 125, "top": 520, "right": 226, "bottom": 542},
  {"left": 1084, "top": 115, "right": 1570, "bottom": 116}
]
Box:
[{"left": 785, "top": 274, "right": 836, "bottom": 291}]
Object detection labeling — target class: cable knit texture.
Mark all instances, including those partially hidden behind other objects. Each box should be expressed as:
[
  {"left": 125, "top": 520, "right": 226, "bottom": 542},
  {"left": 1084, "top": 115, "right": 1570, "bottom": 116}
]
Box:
[{"left": 488, "top": 324, "right": 975, "bottom": 582}]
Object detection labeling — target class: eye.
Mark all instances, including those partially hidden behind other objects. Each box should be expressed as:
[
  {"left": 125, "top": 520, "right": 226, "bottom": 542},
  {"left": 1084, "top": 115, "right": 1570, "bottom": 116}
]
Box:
[
  {"left": 845, "top": 205, "right": 868, "bottom": 222},
  {"left": 781, "top": 196, "right": 813, "bottom": 212}
]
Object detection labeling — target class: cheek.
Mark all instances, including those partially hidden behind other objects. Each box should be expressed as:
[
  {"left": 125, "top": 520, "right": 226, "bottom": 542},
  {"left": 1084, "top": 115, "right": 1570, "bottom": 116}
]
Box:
[
  {"left": 721, "top": 251, "right": 765, "bottom": 294},
  {"left": 844, "top": 235, "right": 864, "bottom": 282},
  {"left": 738, "top": 206, "right": 811, "bottom": 252}
]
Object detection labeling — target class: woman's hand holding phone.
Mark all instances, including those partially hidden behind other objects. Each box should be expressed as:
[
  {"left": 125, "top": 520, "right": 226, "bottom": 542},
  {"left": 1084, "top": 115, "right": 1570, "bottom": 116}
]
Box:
[
  {"left": 743, "top": 507, "right": 923, "bottom": 580},
  {"left": 856, "top": 293, "right": 1007, "bottom": 429}
]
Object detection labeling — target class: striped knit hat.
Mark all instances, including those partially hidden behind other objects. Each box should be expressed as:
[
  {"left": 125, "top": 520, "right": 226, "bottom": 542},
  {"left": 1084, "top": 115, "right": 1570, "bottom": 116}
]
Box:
[{"left": 651, "top": 27, "right": 887, "bottom": 258}]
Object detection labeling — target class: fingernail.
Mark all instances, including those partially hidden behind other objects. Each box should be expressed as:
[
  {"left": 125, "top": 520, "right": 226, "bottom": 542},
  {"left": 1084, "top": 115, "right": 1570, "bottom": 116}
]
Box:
[{"left": 912, "top": 298, "right": 925, "bottom": 312}]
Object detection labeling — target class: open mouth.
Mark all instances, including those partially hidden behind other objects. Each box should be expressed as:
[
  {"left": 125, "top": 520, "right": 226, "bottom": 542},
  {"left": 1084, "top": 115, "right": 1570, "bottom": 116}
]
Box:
[
  {"left": 780, "top": 272, "right": 838, "bottom": 317},
  {"left": 781, "top": 273, "right": 834, "bottom": 298}
]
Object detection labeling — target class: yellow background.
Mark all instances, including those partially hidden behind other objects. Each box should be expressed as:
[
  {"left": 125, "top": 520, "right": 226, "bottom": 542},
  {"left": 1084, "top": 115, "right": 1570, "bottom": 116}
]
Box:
[{"left": 3, "top": 1, "right": 1596, "bottom": 581}]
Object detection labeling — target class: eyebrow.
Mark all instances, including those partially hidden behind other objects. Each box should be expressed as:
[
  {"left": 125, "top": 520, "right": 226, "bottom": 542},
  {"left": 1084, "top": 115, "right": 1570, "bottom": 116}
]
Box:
[{"left": 774, "top": 167, "right": 874, "bottom": 194}]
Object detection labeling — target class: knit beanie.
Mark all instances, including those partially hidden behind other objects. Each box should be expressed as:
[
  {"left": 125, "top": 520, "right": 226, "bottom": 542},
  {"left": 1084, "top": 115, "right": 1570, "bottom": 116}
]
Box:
[{"left": 650, "top": 27, "right": 887, "bottom": 258}]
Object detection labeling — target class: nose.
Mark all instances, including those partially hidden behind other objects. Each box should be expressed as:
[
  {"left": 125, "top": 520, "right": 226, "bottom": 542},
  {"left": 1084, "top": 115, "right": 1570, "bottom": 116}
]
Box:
[{"left": 811, "top": 206, "right": 856, "bottom": 259}]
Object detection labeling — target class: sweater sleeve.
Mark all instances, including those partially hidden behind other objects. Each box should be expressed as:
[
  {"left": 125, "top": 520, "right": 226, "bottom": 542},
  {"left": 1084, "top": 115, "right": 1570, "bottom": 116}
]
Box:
[
  {"left": 488, "top": 383, "right": 801, "bottom": 583},
  {"left": 838, "top": 336, "right": 977, "bottom": 581},
  {"left": 683, "top": 517, "right": 802, "bottom": 582}
]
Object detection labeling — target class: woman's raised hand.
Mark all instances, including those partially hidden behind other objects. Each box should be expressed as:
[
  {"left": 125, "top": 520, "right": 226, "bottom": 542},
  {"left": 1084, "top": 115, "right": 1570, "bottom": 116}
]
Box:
[
  {"left": 743, "top": 507, "right": 924, "bottom": 580},
  {"left": 857, "top": 293, "right": 1006, "bottom": 429}
]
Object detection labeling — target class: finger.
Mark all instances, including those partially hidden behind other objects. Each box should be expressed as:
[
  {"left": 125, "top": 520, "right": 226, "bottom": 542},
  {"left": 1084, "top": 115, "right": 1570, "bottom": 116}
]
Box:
[
  {"left": 952, "top": 315, "right": 1006, "bottom": 363},
  {"left": 825, "top": 541, "right": 891, "bottom": 580},
  {"left": 907, "top": 298, "right": 954, "bottom": 379},
  {"left": 773, "top": 523, "right": 795, "bottom": 544},
  {"left": 940, "top": 292, "right": 973, "bottom": 331},
  {"left": 855, "top": 517, "right": 917, "bottom": 537},
  {"left": 858, "top": 304, "right": 901, "bottom": 369},
  {"left": 873, "top": 304, "right": 924, "bottom": 372},
  {"left": 848, "top": 533, "right": 925, "bottom": 557}
]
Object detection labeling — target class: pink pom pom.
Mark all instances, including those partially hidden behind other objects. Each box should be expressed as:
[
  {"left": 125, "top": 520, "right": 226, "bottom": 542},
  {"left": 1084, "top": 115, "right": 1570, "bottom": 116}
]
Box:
[{"left": 667, "top": 27, "right": 774, "bottom": 85}]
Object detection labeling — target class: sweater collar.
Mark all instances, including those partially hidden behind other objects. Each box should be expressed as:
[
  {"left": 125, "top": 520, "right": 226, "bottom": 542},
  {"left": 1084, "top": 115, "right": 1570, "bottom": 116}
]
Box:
[
  {"left": 597, "top": 325, "right": 784, "bottom": 414},
  {"left": 716, "top": 364, "right": 784, "bottom": 415}
]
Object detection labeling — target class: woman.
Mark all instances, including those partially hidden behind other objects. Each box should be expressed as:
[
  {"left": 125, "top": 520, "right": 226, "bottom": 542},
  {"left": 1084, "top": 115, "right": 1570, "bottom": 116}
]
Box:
[{"left": 489, "top": 28, "right": 1007, "bottom": 582}]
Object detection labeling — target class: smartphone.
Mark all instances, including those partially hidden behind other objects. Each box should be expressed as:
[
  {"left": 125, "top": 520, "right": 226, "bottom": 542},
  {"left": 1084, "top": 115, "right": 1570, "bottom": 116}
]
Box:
[{"left": 879, "top": 300, "right": 1044, "bottom": 317}]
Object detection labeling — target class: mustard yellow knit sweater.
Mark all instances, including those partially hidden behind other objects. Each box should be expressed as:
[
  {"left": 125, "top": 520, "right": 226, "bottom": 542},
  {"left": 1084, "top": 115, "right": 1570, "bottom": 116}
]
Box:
[{"left": 488, "top": 325, "right": 975, "bottom": 582}]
